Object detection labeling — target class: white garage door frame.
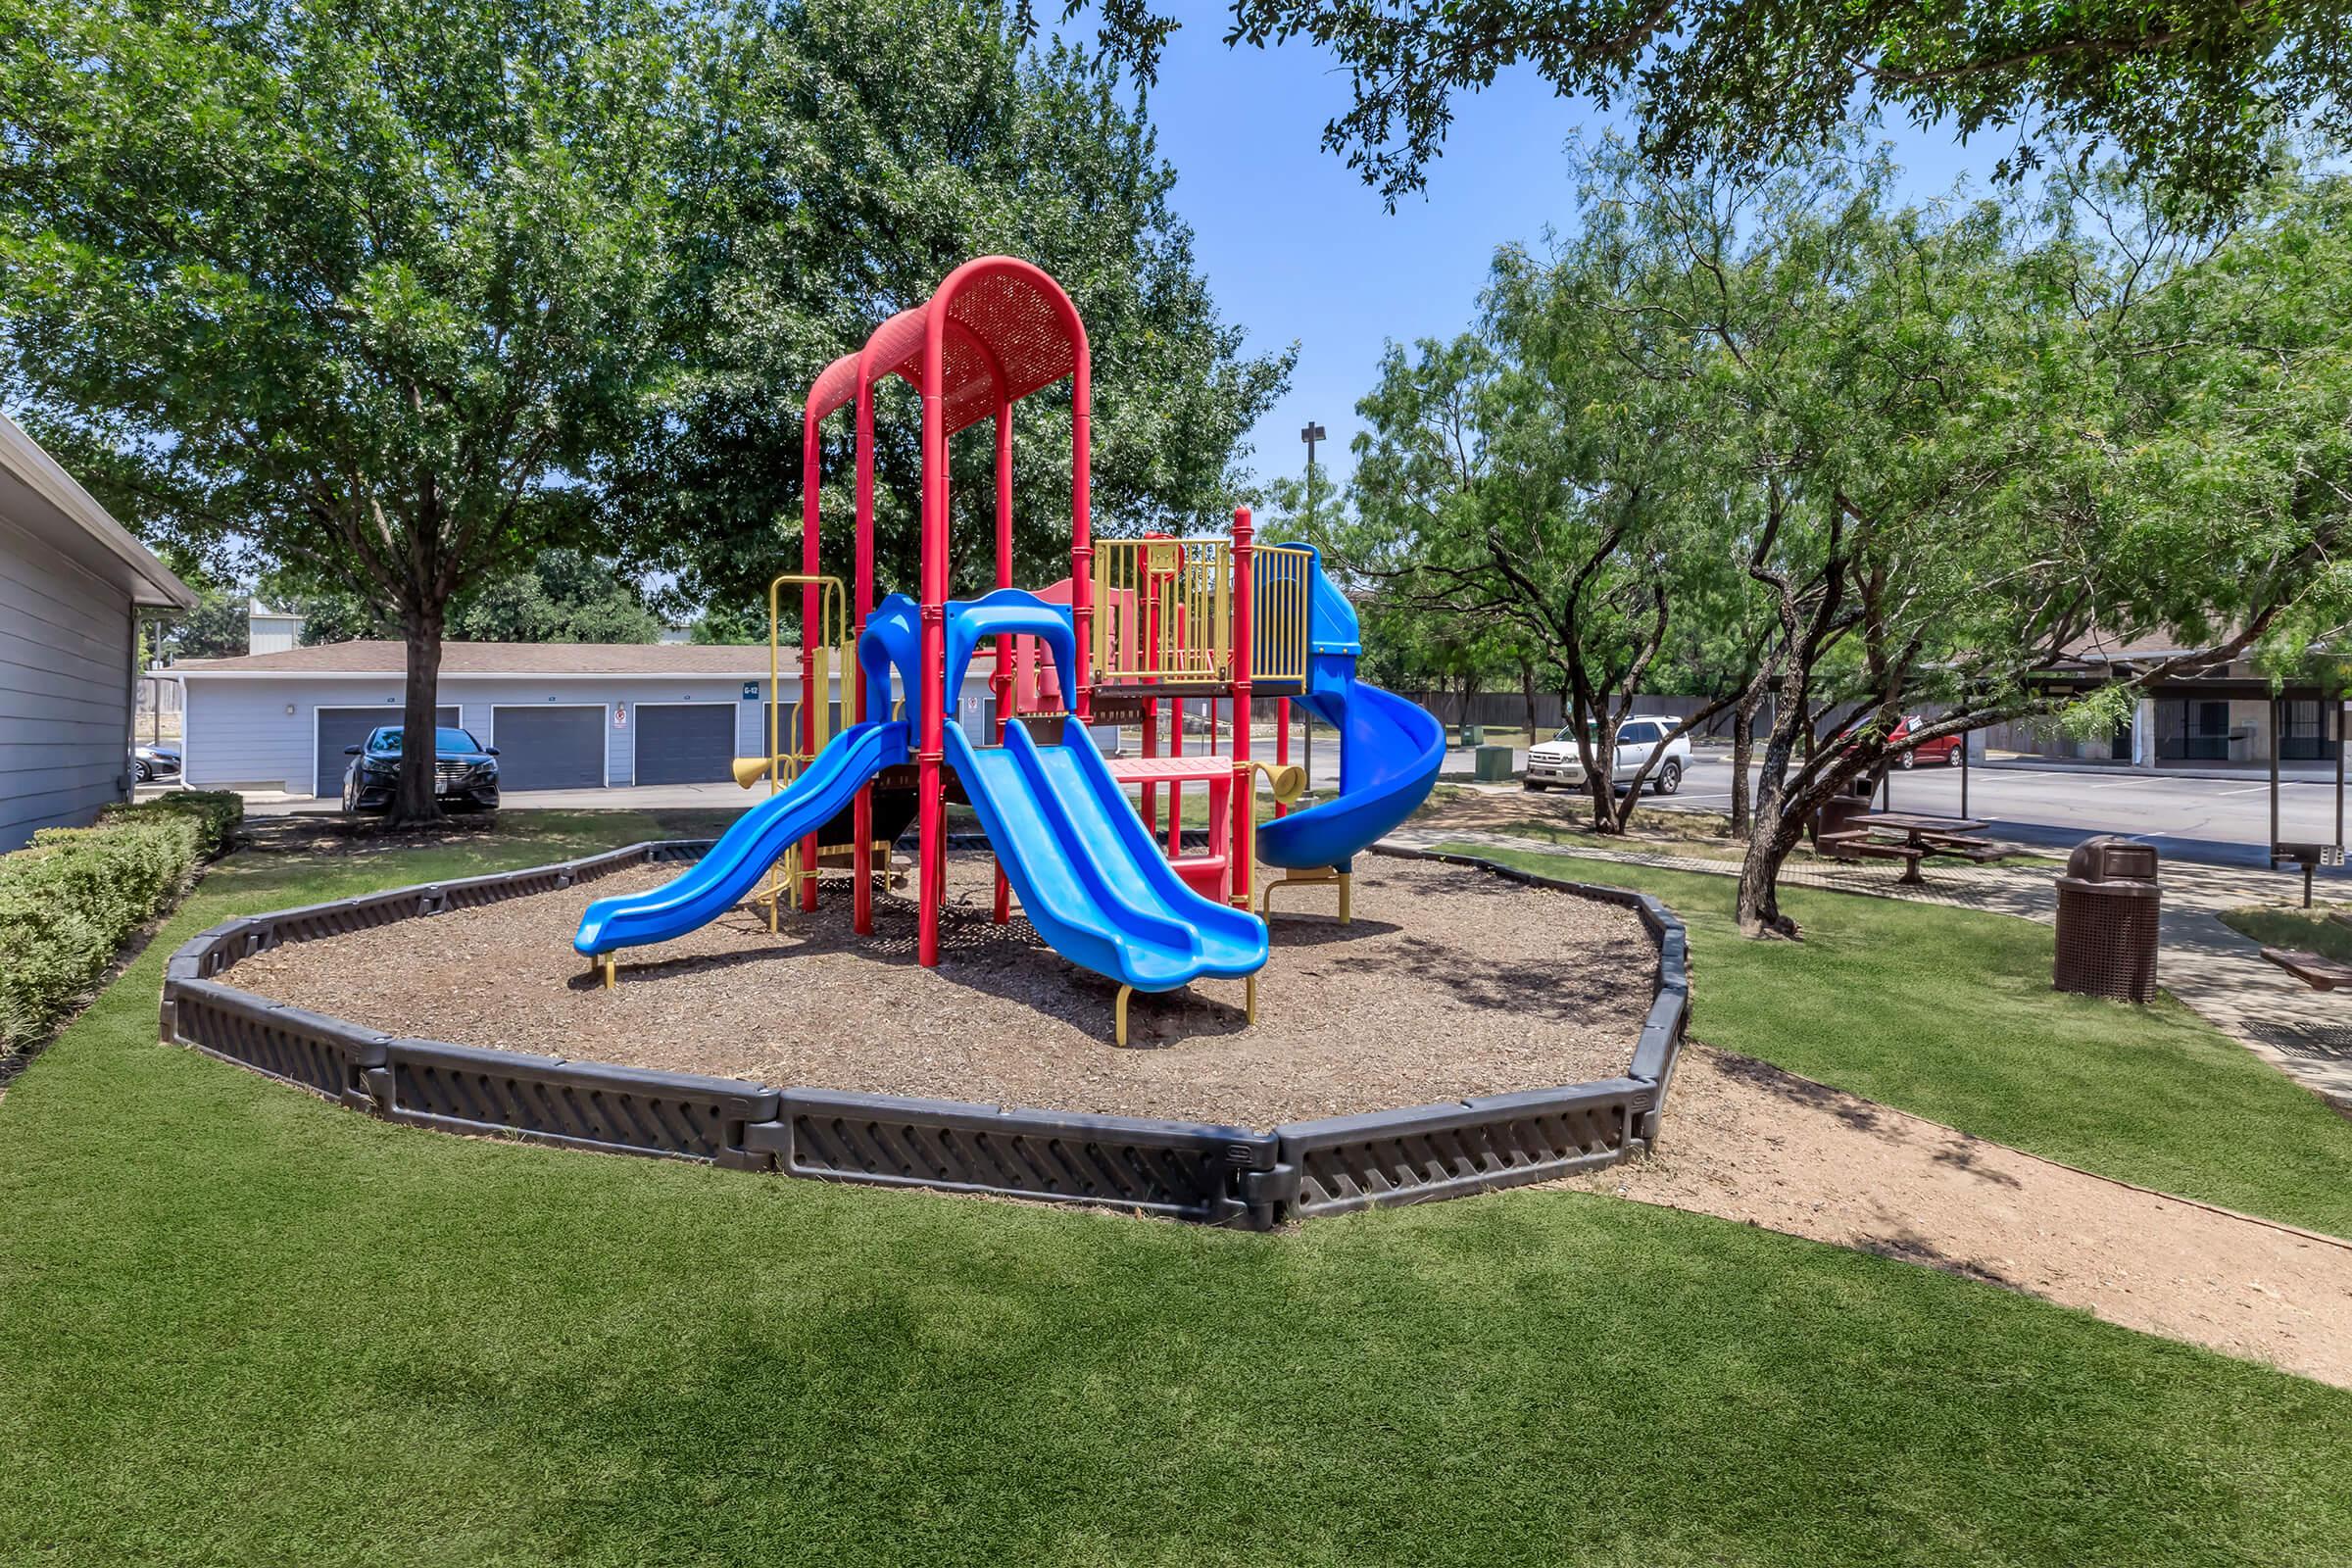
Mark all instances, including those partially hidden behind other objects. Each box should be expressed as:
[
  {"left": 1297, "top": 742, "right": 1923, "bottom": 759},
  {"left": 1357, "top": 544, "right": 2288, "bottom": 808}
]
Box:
[
  {"left": 487, "top": 703, "right": 611, "bottom": 790},
  {"left": 313, "top": 705, "right": 459, "bottom": 799},
  {"left": 630, "top": 700, "right": 741, "bottom": 787}
]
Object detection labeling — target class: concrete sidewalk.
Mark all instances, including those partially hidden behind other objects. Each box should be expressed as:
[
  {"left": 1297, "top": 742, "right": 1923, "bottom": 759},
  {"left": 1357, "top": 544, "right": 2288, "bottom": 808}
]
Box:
[{"left": 1386, "top": 822, "right": 2352, "bottom": 1112}]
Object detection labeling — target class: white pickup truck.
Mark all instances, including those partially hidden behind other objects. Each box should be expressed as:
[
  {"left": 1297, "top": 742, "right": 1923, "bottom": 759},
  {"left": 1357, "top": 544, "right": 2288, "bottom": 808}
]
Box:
[{"left": 1523, "top": 715, "right": 1690, "bottom": 795}]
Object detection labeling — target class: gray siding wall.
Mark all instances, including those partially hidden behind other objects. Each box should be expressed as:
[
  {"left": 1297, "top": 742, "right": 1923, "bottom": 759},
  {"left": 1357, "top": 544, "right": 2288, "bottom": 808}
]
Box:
[{"left": 0, "top": 512, "right": 132, "bottom": 851}]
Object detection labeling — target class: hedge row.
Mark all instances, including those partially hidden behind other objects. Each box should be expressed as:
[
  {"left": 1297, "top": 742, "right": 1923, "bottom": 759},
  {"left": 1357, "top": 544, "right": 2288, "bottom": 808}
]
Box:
[{"left": 1, "top": 792, "right": 243, "bottom": 1058}]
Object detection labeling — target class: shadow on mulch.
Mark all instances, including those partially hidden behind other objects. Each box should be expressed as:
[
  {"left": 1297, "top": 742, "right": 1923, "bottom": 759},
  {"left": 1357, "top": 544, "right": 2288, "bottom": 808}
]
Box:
[{"left": 590, "top": 879, "right": 1261, "bottom": 1048}]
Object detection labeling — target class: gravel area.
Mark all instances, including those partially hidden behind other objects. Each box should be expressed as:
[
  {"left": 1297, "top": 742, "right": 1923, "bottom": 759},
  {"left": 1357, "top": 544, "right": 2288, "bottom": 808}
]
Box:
[
  {"left": 226, "top": 851, "right": 1658, "bottom": 1126},
  {"left": 1570, "top": 1046, "right": 2352, "bottom": 1390}
]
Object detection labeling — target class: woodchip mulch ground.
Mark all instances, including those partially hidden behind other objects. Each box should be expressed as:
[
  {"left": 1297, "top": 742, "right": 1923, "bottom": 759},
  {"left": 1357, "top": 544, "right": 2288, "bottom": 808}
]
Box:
[{"left": 226, "top": 851, "right": 1659, "bottom": 1126}]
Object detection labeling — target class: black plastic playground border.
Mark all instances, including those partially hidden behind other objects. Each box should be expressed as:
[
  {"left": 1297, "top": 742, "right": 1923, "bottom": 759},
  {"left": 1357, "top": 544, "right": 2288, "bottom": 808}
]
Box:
[{"left": 159, "top": 840, "right": 1690, "bottom": 1230}]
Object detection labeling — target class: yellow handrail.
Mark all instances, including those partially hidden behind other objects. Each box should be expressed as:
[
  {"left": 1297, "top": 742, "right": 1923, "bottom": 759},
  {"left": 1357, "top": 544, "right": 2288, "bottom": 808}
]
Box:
[
  {"left": 746, "top": 573, "right": 852, "bottom": 929},
  {"left": 1090, "top": 537, "right": 1313, "bottom": 689},
  {"left": 1251, "top": 544, "right": 1313, "bottom": 687},
  {"left": 1092, "top": 537, "right": 1230, "bottom": 683}
]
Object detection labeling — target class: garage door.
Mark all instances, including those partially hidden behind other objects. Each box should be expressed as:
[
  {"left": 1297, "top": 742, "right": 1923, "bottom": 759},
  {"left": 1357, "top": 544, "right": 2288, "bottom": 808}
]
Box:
[
  {"left": 633, "top": 704, "right": 736, "bottom": 786},
  {"left": 491, "top": 706, "right": 606, "bottom": 791},
  {"left": 315, "top": 706, "right": 458, "bottom": 797}
]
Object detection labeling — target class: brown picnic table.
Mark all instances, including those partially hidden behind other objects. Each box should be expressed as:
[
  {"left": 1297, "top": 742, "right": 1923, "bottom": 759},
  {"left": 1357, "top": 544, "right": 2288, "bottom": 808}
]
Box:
[{"left": 1817, "top": 812, "right": 1996, "bottom": 885}]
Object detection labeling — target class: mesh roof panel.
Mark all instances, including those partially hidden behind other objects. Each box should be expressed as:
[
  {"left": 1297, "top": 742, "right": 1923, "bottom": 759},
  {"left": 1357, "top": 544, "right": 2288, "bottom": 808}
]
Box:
[
  {"left": 806, "top": 351, "right": 863, "bottom": 422},
  {"left": 843, "top": 264, "right": 1082, "bottom": 438}
]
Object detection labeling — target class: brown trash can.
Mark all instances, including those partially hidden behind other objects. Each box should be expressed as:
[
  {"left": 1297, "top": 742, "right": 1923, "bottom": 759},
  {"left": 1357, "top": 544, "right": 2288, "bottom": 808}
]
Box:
[{"left": 2053, "top": 836, "right": 2161, "bottom": 1002}]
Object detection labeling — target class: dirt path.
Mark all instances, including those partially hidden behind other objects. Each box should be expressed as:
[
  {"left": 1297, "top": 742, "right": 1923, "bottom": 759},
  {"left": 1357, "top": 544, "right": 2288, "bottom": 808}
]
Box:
[{"left": 1572, "top": 1045, "right": 2352, "bottom": 1389}]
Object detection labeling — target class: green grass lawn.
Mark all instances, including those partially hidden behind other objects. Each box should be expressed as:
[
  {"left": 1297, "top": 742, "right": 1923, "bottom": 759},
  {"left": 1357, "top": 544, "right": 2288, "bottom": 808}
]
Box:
[
  {"left": 4, "top": 814, "right": 2351, "bottom": 1564},
  {"left": 2219, "top": 903, "right": 2352, "bottom": 964},
  {"left": 1442, "top": 841, "right": 2352, "bottom": 1239}
]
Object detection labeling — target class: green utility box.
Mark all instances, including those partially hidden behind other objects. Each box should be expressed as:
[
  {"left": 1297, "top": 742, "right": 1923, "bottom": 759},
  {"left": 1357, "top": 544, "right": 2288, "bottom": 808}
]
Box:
[
  {"left": 1458, "top": 723, "right": 1486, "bottom": 747},
  {"left": 1474, "top": 745, "right": 1515, "bottom": 783}
]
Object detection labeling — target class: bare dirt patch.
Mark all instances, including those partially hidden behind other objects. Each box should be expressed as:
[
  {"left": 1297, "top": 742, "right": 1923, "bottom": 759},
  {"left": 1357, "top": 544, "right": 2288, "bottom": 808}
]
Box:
[
  {"left": 225, "top": 851, "right": 1657, "bottom": 1126},
  {"left": 1572, "top": 1045, "right": 2352, "bottom": 1389}
]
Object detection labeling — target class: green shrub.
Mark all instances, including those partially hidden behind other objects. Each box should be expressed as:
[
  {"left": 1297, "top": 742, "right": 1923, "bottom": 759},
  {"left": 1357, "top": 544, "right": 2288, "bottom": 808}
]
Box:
[
  {"left": 97, "top": 789, "right": 243, "bottom": 858},
  {"left": 0, "top": 791, "right": 243, "bottom": 1056}
]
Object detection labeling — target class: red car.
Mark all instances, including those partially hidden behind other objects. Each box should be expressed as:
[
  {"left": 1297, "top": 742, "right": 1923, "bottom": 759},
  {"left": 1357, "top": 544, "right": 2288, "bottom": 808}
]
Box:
[
  {"left": 1891, "top": 715, "right": 1964, "bottom": 767},
  {"left": 1835, "top": 714, "right": 1964, "bottom": 768}
]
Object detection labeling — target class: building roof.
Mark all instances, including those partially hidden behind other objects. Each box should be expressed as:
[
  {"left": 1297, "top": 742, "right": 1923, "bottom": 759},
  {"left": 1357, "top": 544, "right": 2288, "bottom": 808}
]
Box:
[
  {"left": 0, "top": 410, "right": 196, "bottom": 609},
  {"left": 170, "top": 640, "right": 793, "bottom": 678},
  {"left": 2058, "top": 627, "right": 2211, "bottom": 664}
]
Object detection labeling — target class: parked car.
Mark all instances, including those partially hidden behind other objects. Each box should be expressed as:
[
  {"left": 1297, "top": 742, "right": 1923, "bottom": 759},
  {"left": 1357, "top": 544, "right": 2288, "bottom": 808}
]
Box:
[
  {"left": 131, "top": 743, "right": 181, "bottom": 782},
  {"left": 1836, "top": 713, "right": 1963, "bottom": 769},
  {"left": 1890, "top": 715, "right": 1964, "bottom": 768},
  {"left": 1523, "top": 715, "right": 1690, "bottom": 795},
  {"left": 342, "top": 725, "right": 501, "bottom": 813}
]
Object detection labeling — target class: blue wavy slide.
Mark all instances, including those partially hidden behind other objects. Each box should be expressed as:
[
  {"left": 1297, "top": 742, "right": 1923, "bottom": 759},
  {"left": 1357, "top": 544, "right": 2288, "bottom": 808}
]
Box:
[
  {"left": 574, "top": 718, "right": 908, "bottom": 956},
  {"left": 946, "top": 713, "right": 1267, "bottom": 992},
  {"left": 1254, "top": 546, "right": 1446, "bottom": 872}
]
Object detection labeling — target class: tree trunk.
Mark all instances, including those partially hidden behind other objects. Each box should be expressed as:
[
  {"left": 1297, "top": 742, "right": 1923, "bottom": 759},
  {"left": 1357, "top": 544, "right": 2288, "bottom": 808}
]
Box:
[
  {"left": 1521, "top": 658, "right": 1538, "bottom": 743},
  {"left": 1572, "top": 696, "right": 1618, "bottom": 833},
  {"left": 1729, "top": 679, "right": 1765, "bottom": 838},
  {"left": 393, "top": 601, "right": 446, "bottom": 827},
  {"left": 1734, "top": 796, "right": 1809, "bottom": 937},
  {"left": 1737, "top": 636, "right": 1820, "bottom": 936}
]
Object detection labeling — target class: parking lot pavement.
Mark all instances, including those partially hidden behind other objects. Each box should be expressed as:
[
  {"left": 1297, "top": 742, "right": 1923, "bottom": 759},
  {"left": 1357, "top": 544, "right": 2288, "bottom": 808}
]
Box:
[{"left": 1662, "top": 751, "right": 2352, "bottom": 872}]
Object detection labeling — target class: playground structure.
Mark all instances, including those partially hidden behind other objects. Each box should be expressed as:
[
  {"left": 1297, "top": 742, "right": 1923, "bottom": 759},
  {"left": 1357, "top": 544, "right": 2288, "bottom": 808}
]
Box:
[{"left": 573, "top": 257, "right": 1447, "bottom": 1042}]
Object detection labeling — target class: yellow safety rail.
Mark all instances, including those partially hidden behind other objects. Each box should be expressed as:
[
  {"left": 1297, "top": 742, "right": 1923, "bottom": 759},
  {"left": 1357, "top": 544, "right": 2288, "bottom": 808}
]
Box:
[
  {"left": 744, "top": 573, "right": 852, "bottom": 930},
  {"left": 1091, "top": 536, "right": 1314, "bottom": 690},
  {"left": 1093, "top": 536, "right": 1229, "bottom": 683},
  {"left": 1250, "top": 543, "right": 1314, "bottom": 688}
]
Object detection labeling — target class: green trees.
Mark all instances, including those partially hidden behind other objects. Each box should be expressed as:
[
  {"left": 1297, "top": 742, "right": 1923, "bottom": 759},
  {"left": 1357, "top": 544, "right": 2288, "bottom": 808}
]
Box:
[
  {"left": 1341, "top": 141, "right": 2352, "bottom": 932},
  {"left": 1065, "top": 0, "right": 2352, "bottom": 213},
  {"left": 618, "top": 0, "right": 1291, "bottom": 629},
  {"left": 3, "top": 0, "right": 1285, "bottom": 823},
  {"left": 1, "top": 0, "right": 684, "bottom": 821},
  {"left": 270, "top": 550, "right": 663, "bottom": 646}
]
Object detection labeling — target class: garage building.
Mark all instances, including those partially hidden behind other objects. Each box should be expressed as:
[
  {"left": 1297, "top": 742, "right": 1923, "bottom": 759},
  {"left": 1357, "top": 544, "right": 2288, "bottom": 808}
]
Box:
[{"left": 165, "top": 640, "right": 999, "bottom": 798}]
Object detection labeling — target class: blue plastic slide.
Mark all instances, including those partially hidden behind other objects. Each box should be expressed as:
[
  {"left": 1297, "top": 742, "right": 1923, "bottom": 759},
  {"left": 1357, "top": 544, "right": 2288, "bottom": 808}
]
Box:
[
  {"left": 1255, "top": 546, "right": 1446, "bottom": 872},
  {"left": 947, "top": 714, "right": 1267, "bottom": 991},
  {"left": 574, "top": 719, "right": 909, "bottom": 956}
]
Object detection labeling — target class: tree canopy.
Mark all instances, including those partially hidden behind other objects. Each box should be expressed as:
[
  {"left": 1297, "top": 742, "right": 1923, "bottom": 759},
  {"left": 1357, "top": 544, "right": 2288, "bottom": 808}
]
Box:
[
  {"left": 1, "top": 0, "right": 688, "bottom": 815},
  {"left": 620, "top": 0, "right": 1292, "bottom": 631},
  {"left": 270, "top": 550, "right": 664, "bottom": 646},
  {"left": 2, "top": 0, "right": 1288, "bottom": 818},
  {"left": 1047, "top": 0, "right": 2352, "bottom": 212},
  {"left": 1337, "top": 138, "right": 2352, "bottom": 929}
]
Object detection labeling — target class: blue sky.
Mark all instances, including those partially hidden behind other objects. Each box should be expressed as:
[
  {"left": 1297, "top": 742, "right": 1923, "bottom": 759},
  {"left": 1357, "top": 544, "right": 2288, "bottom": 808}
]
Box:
[{"left": 1136, "top": 23, "right": 2009, "bottom": 493}]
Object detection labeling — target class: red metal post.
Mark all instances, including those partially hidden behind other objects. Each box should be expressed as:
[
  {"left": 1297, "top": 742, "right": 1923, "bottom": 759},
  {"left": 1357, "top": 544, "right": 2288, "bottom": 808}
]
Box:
[
  {"left": 1229, "top": 507, "right": 1254, "bottom": 910},
  {"left": 1166, "top": 697, "right": 1184, "bottom": 858},
  {"left": 1070, "top": 335, "right": 1094, "bottom": 725},
  {"left": 852, "top": 378, "right": 876, "bottom": 934},
  {"left": 993, "top": 399, "right": 1013, "bottom": 925},
  {"left": 916, "top": 314, "right": 948, "bottom": 968},
  {"left": 1141, "top": 571, "right": 1160, "bottom": 836},
  {"left": 798, "top": 414, "right": 822, "bottom": 913}
]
